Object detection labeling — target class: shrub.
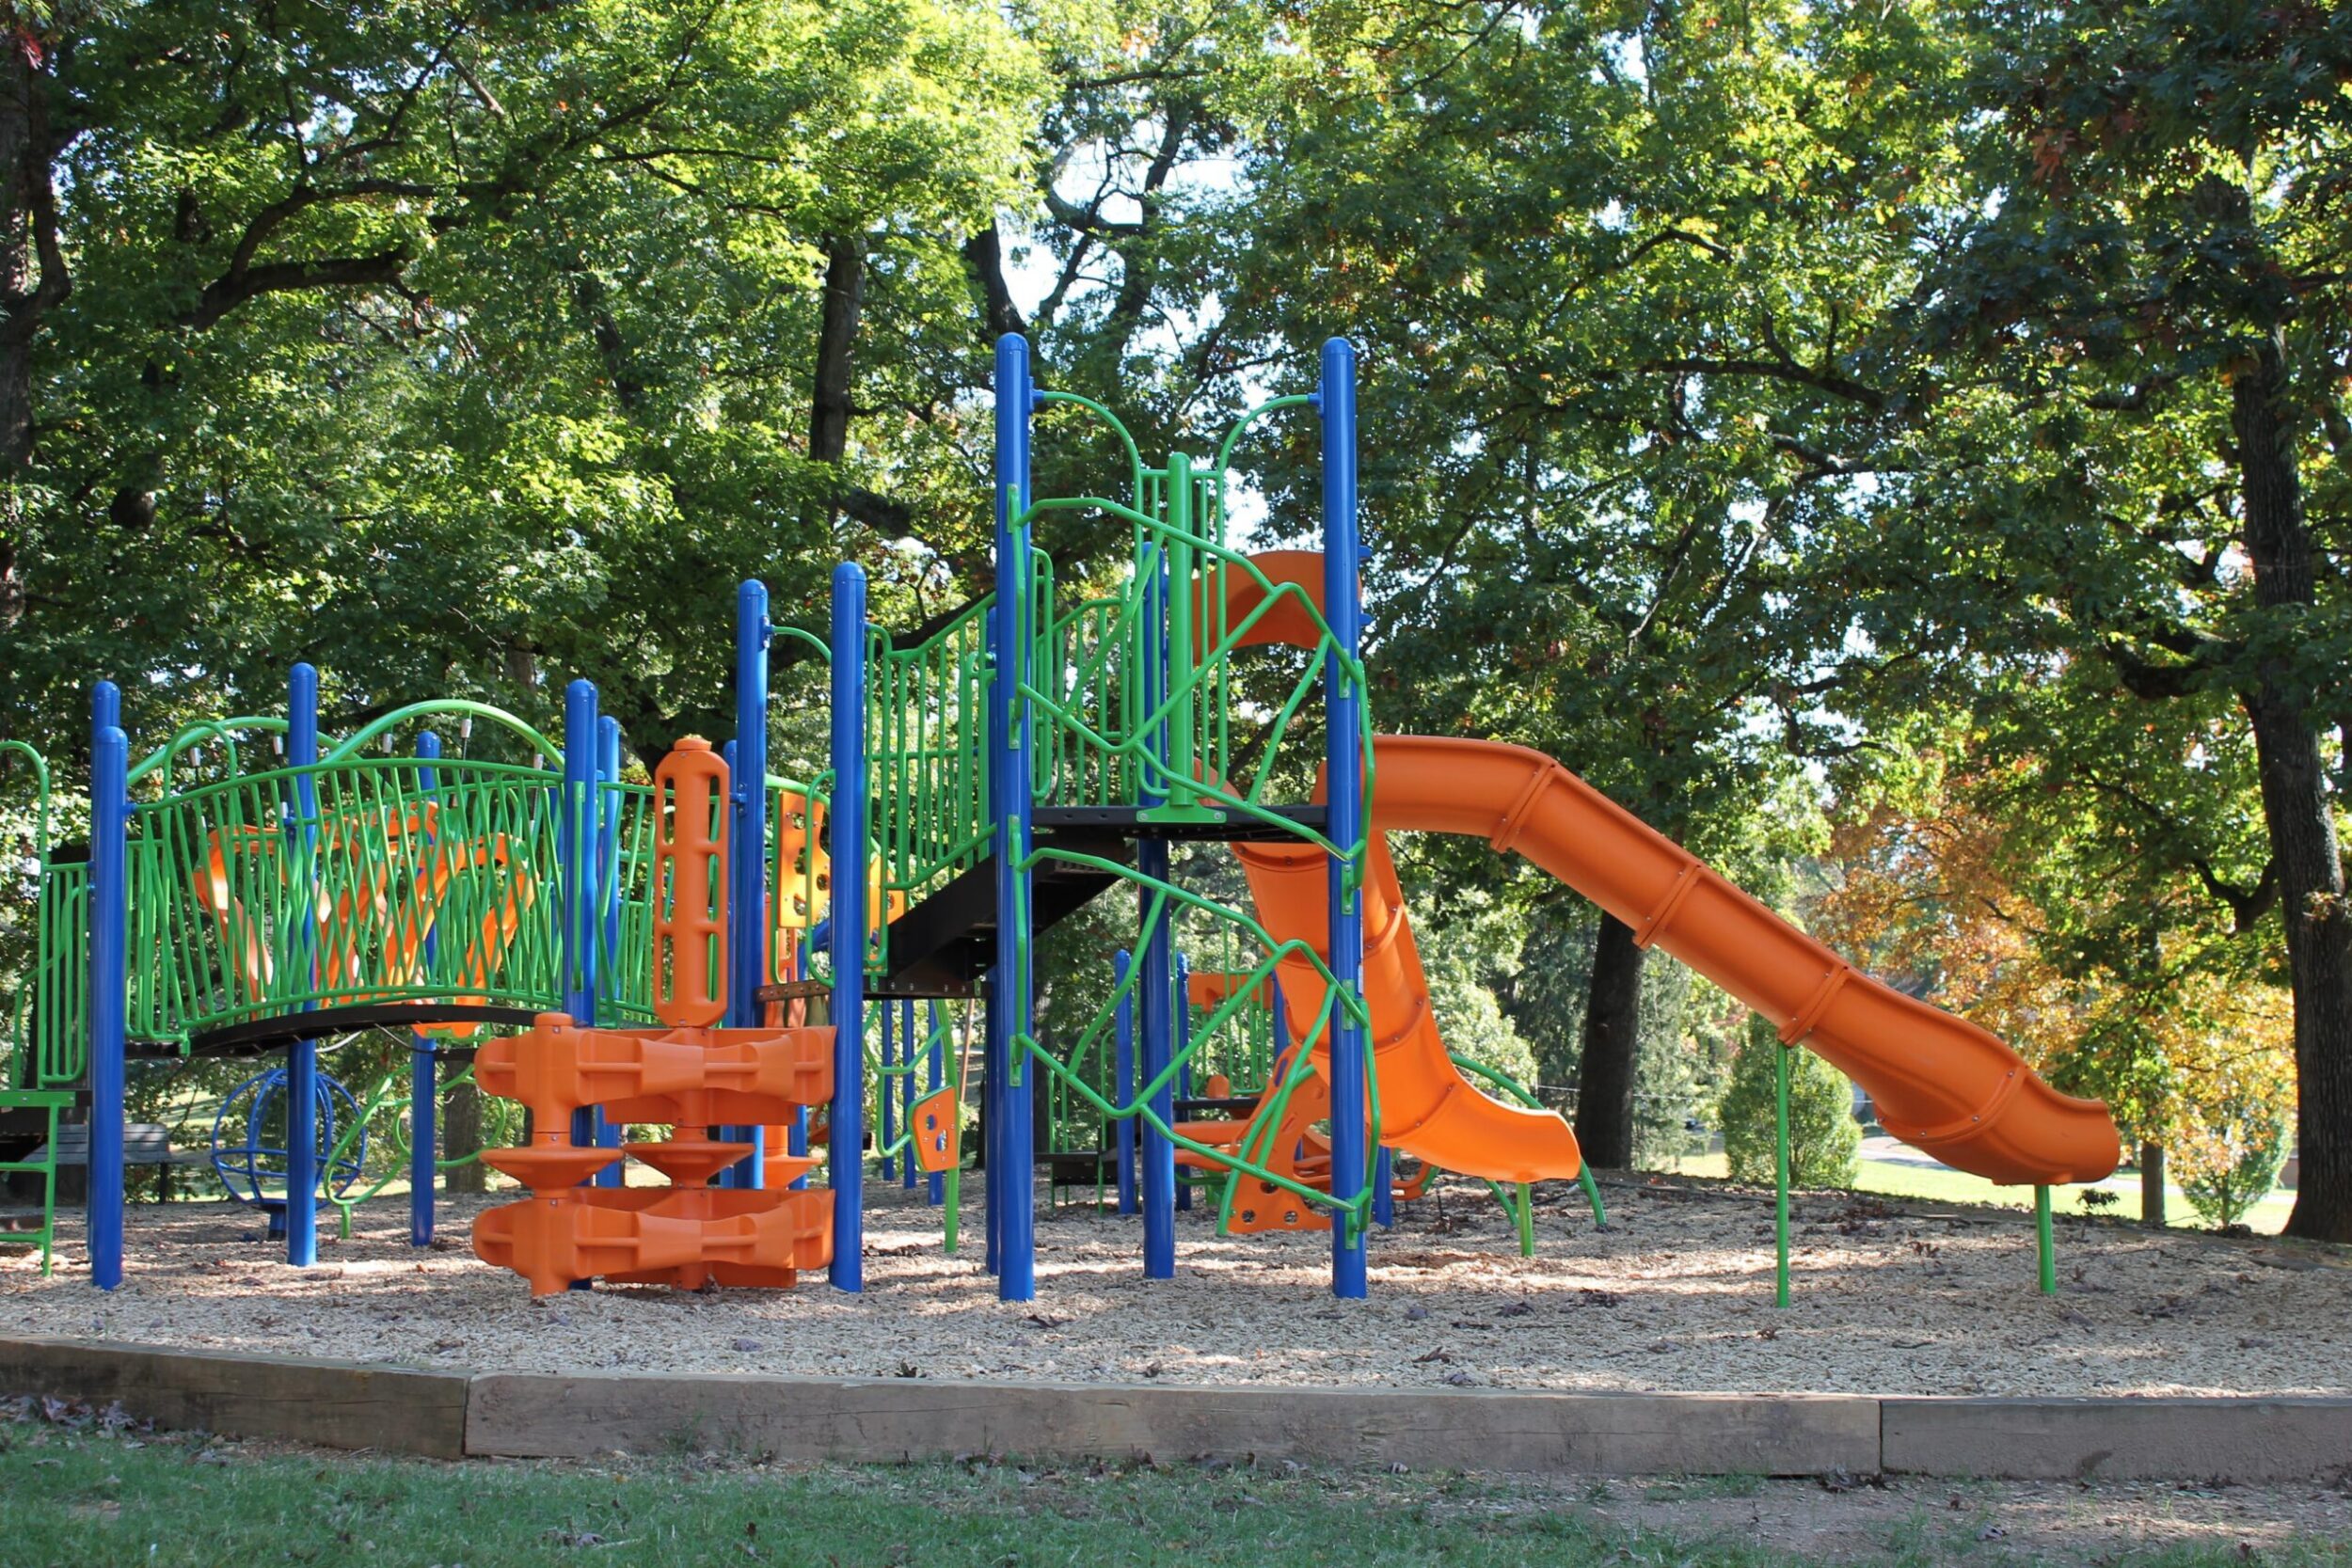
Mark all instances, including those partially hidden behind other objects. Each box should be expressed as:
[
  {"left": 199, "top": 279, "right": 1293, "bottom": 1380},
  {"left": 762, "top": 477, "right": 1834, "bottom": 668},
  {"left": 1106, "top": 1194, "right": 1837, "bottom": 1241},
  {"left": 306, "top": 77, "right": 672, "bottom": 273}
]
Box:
[
  {"left": 1717, "top": 1014, "right": 1860, "bottom": 1187},
  {"left": 2175, "top": 1097, "right": 2290, "bottom": 1230}
]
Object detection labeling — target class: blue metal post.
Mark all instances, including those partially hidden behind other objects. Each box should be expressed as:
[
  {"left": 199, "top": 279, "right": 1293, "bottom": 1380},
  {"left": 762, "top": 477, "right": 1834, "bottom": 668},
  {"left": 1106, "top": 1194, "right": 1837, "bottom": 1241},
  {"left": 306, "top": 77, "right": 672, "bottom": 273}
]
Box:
[
  {"left": 990, "top": 333, "right": 1038, "bottom": 1301},
  {"left": 1138, "top": 845, "right": 1176, "bottom": 1276},
  {"left": 1320, "top": 338, "right": 1368, "bottom": 1299},
  {"left": 87, "top": 685, "right": 127, "bottom": 1290},
  {"left": 593, "top": 715, "right": 625, "bottom": 1185},
  {"left": 1374, "top": 1148, "right": 1395, "bottom": 1227},
  {"left": 900, "top": 998, "right": 919, "bottom": 1190},
  {"left": 1113, "top": 949, "right": 1137, "bottom": 1214},
  {"left": 1174, "top": 950, "right": 1193, "bottom": 1212},
  {"left": 286, "top": 664, "right": 322, "bottom": 1268},
  {"left": 829, "top": 562, "right": 868, "bottom": 1291},
  {"left": 1136, "top": 488, "right": 1176, "bottom": 1277},
  {"left": 559, "top": 681, "right": 600, "bottom": 1291},
  {"left": 879, "top": 997, "right": 897, "bottom": 1182},
  {"left": 728, "top": 580, "right": 771, "bottom": 1189},
  {"left": 410, "top": 731, "right": 441, "bottom": 1243}
]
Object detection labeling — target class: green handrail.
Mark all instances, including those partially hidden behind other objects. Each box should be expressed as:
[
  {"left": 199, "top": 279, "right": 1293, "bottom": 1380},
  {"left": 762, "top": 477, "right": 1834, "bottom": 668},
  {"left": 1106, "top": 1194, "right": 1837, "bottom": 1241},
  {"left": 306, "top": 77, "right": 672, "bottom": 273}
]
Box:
[
  {"left": 1, "top": 739, "right": 51, "bottom": 1085},
  {"left": 124, "top": 753, "right": 568, "bottom": 1045}
]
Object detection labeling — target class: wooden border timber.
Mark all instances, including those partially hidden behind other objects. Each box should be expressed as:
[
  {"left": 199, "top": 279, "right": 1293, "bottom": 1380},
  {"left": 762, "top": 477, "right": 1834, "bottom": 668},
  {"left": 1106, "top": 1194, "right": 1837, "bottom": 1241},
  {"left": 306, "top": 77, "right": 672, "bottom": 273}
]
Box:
[
  {"left": 466, "top": 1372, "right": 1877, "bottom": 1474},
  {"left": 3, "top": 1338, "right": 2349, "bottom": 1481},
  {"left": 0, "top": 1337, "right": 469, "bottom": 1460}
]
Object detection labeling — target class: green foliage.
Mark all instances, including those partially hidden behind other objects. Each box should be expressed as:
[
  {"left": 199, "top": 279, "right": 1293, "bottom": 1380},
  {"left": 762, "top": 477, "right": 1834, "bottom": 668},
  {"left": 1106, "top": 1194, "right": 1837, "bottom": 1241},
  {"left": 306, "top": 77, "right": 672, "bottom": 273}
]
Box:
[
  {"left": 2178, "top": 1098, "right": 2292, "bottom": 1232},
  {"left": 1423, "top": 941, "right": 1538, "bottom": 1092},
  {"left": 1717, "top": 1017, "right": 1861, "bottom": 1189}
]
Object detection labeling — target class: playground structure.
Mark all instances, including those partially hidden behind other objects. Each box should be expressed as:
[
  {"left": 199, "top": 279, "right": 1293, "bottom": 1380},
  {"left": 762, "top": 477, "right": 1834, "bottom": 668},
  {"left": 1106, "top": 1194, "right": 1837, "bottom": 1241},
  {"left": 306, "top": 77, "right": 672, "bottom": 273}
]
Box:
[
  {"left": 2, "top": 335, "right": 2122, "bottom": 1306},
  {"left": 209, "top": 1064, "right": 366, "bottom": 1236}
]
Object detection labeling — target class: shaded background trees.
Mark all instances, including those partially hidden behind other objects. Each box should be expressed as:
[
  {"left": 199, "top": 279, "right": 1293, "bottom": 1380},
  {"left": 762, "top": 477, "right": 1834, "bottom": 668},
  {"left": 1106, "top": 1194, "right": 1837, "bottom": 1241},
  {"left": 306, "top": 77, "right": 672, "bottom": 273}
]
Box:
[{"left": 1, "top": 0, "right": 2345, "bottom": 1235}]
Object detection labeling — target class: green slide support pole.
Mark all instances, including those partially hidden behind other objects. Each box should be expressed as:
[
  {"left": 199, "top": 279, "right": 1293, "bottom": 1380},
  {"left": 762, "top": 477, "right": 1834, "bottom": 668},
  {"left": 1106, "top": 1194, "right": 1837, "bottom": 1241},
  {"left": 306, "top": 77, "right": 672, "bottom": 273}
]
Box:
[
  {"left": 2036, "top": 1184, "right": 2056, "bottom": 1295},
  {"left": 1578, "top": 1164, "right": 1607, "bottom": 1227},
  {"left": 1773, "top": 1042, "right": 1791, "bottom": 1308}
]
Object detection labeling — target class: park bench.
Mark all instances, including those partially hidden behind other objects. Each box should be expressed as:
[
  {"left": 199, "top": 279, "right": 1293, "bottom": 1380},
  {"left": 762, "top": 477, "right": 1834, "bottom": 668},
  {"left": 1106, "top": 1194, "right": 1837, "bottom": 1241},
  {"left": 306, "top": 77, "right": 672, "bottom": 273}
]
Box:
[{"left": 34, "top": 1119, "right": 214, "bottom": 1203}]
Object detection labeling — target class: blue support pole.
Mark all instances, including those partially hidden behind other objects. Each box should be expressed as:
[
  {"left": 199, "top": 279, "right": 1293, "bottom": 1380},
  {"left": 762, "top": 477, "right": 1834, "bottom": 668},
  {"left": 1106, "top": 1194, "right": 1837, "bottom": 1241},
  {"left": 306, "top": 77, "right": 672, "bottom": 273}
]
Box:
[
  {"left": 1319, "top": 338, "right": 1368, "bottom": 1300},
  {"left": 1113, "top": 949, "right": 1137, "bottom": 1214},
  {"left": 901, "top": 998, "right": 919, "bottom": 1190},
  {"left": 1374, "top": 1148, "right": 1395, "bottom": 1227},
  {"left": 594, "top": 715, "right": 625, "bottom": 1185},
  {"left": 286, "top": 663, "right": 322, "bottom": 1268},
  {"left": 728, "top": 580, "right": 772, "bottom": 1190},
  {"left": 1136, "top": 481, "right": 1176, "bottom": 1278},
  {"left": 829, "top": 562, "right": 868, "bottom": 1291},
  {"left": 879, "top": 997, "right": 897, "bottom": 1182},
  {"left": 410, "top": 731, "right": 442, "bottom": 1243},
  {"left": 559, "top": 681, "right": 600, "bottom": 1290},
  {"left": 87, "top": 685, "right": 127, "bottom": 1291},
  {"left": 1137, "top": 843, "right": 1176, "bottom": 1277},
  {"left": 990, "top": 333, "right": 1038, "bottom": 1302},
  {"left": 1174, "top": 950, "right": 1193, "bottom": 1213}
]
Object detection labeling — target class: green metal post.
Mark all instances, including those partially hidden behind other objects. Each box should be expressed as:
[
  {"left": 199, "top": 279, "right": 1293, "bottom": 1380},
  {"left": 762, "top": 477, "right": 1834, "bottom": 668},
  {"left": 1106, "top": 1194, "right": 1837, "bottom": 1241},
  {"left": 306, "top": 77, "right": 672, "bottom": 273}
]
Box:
[
  {"left": 2036, "top": 1184, "right": 2056, "bottom": 1295},
  {"left": 1578, "top": 1164, "right": 1608, "bottom": 1227},
  {"left": 1773, "top": 1042, "right": 1791, "bottom": 1308},
  {"left": 1148, "top": 451, "right": 1212, "bottom": 821}
]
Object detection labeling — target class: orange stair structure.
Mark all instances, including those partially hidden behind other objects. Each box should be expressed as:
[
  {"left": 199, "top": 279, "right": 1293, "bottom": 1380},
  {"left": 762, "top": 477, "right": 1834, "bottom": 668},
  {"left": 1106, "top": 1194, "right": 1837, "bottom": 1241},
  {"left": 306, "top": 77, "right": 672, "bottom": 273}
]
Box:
[{"left": 471, "top": 738, "right": 835, "bottom": 1295}]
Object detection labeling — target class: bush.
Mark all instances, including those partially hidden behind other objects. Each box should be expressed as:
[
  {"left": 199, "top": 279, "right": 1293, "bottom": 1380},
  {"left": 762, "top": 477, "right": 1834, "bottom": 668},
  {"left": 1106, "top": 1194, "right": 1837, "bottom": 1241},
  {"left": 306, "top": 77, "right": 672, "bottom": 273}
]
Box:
[
  {"left": 2176, "top": 1097, "right": 2290, "bottom": 1230},
  {"left": 1717, "top": 1014, "right": 1860, "bottom": 1187}
]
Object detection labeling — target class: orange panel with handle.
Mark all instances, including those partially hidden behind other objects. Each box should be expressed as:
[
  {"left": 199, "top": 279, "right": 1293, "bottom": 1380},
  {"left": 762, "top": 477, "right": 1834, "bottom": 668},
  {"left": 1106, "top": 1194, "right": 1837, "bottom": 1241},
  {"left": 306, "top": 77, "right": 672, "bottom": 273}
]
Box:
[
  {"left": 654, "top": 738, "right": 730, "bottom": 1029},
  {"left": 909, "top": 1086, "right": 961, "bottom": 1174}
]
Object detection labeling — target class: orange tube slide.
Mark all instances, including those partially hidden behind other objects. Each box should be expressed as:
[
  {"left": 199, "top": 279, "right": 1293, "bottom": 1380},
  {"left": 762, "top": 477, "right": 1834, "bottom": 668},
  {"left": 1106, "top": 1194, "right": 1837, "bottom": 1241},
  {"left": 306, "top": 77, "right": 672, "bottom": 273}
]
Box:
[
  {"left": 1237, "top": 832, "right": 1584, "bottom": 1184},
  {"left": 1215, "top": 550, "right": 2119, "bottom": 1189},
  {"left": 1369, "top": 736, "right": 2120, "bottom": 1185}
]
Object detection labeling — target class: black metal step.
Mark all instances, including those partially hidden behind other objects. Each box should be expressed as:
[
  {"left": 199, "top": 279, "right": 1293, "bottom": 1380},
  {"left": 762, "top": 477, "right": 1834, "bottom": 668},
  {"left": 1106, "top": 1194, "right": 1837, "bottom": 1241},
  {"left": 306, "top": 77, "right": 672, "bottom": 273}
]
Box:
[
  {"left": 1032, "top": 803, "right": 1327, "bottom": 843},
  {"left": 878, "top": 833, "right": 1133, "bottom": 998}
]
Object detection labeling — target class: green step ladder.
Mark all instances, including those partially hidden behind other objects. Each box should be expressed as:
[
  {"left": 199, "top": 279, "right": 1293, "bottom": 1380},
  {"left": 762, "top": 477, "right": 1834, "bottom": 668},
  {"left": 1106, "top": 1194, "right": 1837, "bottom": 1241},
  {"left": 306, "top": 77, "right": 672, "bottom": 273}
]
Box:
[{"left": 0, "top": 1090, "right": 75, "bottom": 1275}]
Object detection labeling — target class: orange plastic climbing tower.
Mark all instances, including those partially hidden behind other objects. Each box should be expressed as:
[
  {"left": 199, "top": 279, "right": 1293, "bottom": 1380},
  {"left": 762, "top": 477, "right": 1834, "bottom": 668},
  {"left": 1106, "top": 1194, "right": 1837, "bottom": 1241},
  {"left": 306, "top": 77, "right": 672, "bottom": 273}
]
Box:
[{"left": 470, "top": 738, "right": 835, "bottom": 1295}]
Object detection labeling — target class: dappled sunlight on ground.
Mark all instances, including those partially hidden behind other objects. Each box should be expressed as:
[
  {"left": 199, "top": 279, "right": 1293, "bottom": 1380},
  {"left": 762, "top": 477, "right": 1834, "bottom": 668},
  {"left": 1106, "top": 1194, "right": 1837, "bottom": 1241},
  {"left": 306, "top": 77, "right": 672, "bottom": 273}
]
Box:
[{"left": 5, "top": 1172, "right": 2345, "bottom": 1396}]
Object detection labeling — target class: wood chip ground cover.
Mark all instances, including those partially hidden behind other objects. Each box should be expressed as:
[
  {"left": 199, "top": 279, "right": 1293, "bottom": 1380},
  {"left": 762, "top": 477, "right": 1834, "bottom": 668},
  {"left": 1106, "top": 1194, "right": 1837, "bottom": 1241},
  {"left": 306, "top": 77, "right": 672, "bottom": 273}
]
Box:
[{"left": 6, "top": 1174, "right": 2345, "bottom": 1397}]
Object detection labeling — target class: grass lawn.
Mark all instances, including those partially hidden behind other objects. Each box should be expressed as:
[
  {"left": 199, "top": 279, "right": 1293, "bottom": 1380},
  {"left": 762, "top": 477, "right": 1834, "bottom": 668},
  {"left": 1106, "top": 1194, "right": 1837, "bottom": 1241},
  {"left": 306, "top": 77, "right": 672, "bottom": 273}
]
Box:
[
  {"left": 4, "top": 1415, "right": 2348, "bottom": 1568},
  {"left": 1658, "top": 1152, "right": 2297, "bottom": 1236}
]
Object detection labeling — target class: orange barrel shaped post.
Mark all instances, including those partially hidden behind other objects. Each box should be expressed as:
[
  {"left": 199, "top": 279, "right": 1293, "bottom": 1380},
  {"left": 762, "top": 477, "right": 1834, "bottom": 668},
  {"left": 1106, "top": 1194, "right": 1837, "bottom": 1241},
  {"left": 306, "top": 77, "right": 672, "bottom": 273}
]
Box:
[{"left": 654, "top": 738, "right": 730, "bottom": 1029}]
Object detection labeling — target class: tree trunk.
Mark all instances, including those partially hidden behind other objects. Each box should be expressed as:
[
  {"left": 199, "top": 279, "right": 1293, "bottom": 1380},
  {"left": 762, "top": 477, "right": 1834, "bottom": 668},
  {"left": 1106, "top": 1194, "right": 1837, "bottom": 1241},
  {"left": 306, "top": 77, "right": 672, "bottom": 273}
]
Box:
[
  {"left": 2139, "top": 1140, "right": 2166, "bottom": 1227},
  {"left": 2233, "top": 332, "right": 2352, "bottom": 1243},
  {"left": 808, "top": 235, "right": 864, "bottom": 466},
  {"left": 1575, "top": 913, "right": 1645, "bottom": 1168},
  {"left": 961, "top": 224, "right": 1026, "bottom": 341},
  {"left": 0, "top": 33, "right": 69, "bottom": 637},
  {"left": 443, "top": 1075, "right": 486, "bottom": 1195}
]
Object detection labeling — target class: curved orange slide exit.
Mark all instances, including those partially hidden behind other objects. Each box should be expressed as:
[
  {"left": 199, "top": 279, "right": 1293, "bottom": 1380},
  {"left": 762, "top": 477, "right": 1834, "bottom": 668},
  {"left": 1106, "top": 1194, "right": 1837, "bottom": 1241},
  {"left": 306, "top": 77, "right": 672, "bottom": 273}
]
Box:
[{"left": 1216, "top": 551, "right": 2121, "bottom": 1190}]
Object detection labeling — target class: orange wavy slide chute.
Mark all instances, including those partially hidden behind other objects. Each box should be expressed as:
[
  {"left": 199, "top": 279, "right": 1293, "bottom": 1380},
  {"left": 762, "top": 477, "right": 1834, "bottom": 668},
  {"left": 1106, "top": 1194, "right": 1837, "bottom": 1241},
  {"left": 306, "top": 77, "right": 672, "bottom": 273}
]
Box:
[{"left": 1216, "top": 551, "right": 2120, "bottom": 1190}]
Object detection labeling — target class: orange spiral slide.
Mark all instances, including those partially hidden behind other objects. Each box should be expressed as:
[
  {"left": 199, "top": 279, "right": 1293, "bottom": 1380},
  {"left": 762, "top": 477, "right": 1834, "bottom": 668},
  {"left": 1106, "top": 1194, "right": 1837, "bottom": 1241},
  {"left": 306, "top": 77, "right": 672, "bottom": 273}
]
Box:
[{"left": 1217, "top": 553, "right": 2121, "bottom": 1191}]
